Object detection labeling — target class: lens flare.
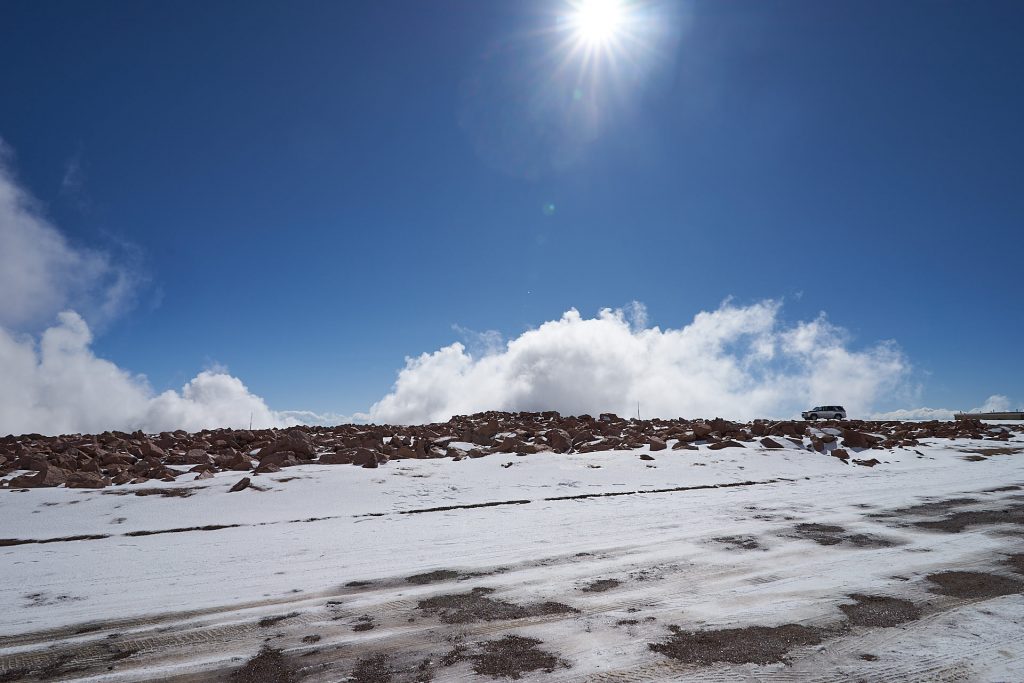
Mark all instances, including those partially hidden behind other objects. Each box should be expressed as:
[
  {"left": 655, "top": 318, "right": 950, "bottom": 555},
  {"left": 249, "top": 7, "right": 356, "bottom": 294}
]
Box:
[{"left": 568, "top": 0, "right": 627, "bottom": 47}]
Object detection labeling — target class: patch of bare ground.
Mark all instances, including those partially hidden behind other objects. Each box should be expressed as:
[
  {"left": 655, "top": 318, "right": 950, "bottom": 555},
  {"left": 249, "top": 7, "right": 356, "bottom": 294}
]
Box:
[
  {"left": 406, "top": 570, "right": 460, "bottom": 585},
  {"left": 926, "top": 571, "right": 1024, "bottom": 599},
  {"left": 958, "top": 447, "right": 1024, "bottom": 456},
  {"left": 466, "top": 635, "right": 568, "bottom": 679},
  {"left": 839, "top": 594, "right": 920, "bottom": 627},
  {"left": 1007, "top": 554, "right": 1024, "bottom": 574},
  {"left": 258, "top": 611, "right": 299, "bottom": 628},
  {"left": 32, "top": 653, "right": 89, "bottom": 680},
  {"left": 124, "top": 524, "right": 241, "bottom": 537},
  {"left": 790, "top": 523, "right": 895, "bottom": 548},
  {"left": 353, "top": 615, "right": 375, "bottom": 632},
  {"left": 792, "top": 523, "right": 845, "bottom": 545},
  {"left": 0, "top": 534, "right": 110, "bottom": 546},
  {"left": 103, "top": 487, "right": 196, "bottom": 498},
  {"left": 893, "top": 498, "right": 981, "bottom": 516},
  {"left": 580, "top": 578, "right": 621, "bottom": 593},
  {"left": 0, "top": 669, "right": 30, "bottom": 682},
  {"left": 231, "top": 646, "right": 293, "bottom": 683},
  {"left": 416, "top": 587, "right": 576, "bottom": 624},
  {"left": 350, "top": 654, "right": 393, "bottom": 683},
  {"left": 712, "top": 535, "right": 762, "bottom": 550},
  {"left": 913, "top": 503, "right": 1024, "bottom": 533},
  {"left": 649, "top": 623, "right": 827, "bottom": 665}
]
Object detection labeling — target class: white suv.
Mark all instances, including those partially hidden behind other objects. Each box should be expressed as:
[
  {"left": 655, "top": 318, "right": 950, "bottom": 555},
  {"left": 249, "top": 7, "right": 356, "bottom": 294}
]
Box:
[{"left": 802, "top": 405, "right": 846, "bottom": 420}]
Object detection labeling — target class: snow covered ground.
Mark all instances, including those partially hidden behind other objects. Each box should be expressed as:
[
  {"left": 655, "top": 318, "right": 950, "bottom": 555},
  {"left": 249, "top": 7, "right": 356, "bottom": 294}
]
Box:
[{"left": 2, "top": 431, "right": 1024, "bottom": 681}]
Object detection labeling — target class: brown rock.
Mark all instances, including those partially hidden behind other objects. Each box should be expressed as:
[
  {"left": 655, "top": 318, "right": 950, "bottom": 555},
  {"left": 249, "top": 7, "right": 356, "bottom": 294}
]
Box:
[
  {"left": 544, "top": 429, "right": 572, "bottom": 453},
  {"left": 228, "top": 477, "right": 251, "bottom": 492},
  {"left": 258, "top": 451, "right": 300, "bottom": 469},
  {"left": 649, "top": 437, "right": 667, "bottom": 452},
  {"left": 100, "top": 452, "right": 136, "bottom": 467},
  {"left": 318, "top": 451, "right": 353, "bottom": 465},
  {"left": 184, "top": 449, "right": 212, "bottom": 464},
  {"left": 760, "top": 437, "right": 784, "bottom": 449},
  {"left": 692, "top": 423, "right": 713, "bottom": 439},
  {"left": 842, "top": 429, "right": 875, "bottom": 449},
  {"left": 708, "top": 440, "right": 745, "bottom": 450},
  {"left": 66, "top": 471, "right": 108, "bottom": 489},
  {"left": 831, "top": 448, "right": 850, "bottom": 460},
  {"left": 140, "top": 440, "right": 167, "bottom": 459},
  {"left": 9, "top": 465, "right": 73, "bottom": 488},
  {"left": 259, "top": 432, "right": 315, "bottom": 460}
]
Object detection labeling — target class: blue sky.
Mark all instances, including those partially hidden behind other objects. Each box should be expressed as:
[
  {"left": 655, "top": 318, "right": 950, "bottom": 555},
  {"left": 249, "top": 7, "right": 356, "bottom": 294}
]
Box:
[{"left": 0, "top": 0, "right": 1021, "bottom": 426}]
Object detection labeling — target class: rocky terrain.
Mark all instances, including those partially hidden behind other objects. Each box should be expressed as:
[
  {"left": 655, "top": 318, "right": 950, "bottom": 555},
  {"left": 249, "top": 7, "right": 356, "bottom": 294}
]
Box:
[
  {"left": 1, "top": 412, "right": 1014, "bottom": 490},
  {"left": 2, "top": 415, "right": 1023, "bottom": 682}
]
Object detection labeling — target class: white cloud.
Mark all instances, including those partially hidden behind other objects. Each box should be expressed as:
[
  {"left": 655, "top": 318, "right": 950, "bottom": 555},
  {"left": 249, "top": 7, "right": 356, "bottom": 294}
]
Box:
[
  {"left": 0, "top": 310, "right": 301, "bottom": 436},
  {"left": 0, "top": 141, "right": 302, "bottom": 436},
  {"left": 869, "top": 395, "right": 1017, "bottom": 421},
  {"left": 869, "top": 407, "right": 957, "bottom": 421},
  {"left": 0, "top": 140, "right": 140, "bottom": 330},
  {"left": 368, "top": 301, "right": 911, "bottom": 424},
  {"left": 971, "top": 394, "right": 1013, "bottom": 413}
]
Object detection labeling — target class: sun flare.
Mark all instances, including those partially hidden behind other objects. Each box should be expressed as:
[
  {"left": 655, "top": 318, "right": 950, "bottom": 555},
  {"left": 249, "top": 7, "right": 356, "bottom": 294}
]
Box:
[{"left": 567, "top": 0, "right": 628, "bottom": 47}]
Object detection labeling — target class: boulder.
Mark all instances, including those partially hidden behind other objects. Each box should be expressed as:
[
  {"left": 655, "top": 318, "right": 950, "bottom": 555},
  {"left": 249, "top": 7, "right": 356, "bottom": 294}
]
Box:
[
  {"left": 353, "top": 448, "right": 388, "bottom": 468},
  {"left": 140, "top": 440, "right": 167, "bottom": 459},
  {"left": 692, "top": 423, "right": 713, "bottom": 439},
  {"left": 648, "top": 437, "right": 667, "bottom": 452},
  {"left": 544, "top": 429, "right": 572, "bottom": 453},
  {"left": 842, "top": 429, "right": 875, "bottom": 449},
  {"left": 9, "top": 465, "right": 73, "bottom": 488},
  {"left": 258, "top": 451, "right": 300, "bottom": 469},
  {"left": 639, "top": 453, "right": 656, "bottom": 461},
  {"left": 228, "top": 477, "right": 251, "bottom": 492},
  {"left": 708, "top": 440, "right": 744, "bottom": 450},
  {"left": 184, "top": 449, "right": 212, "bottom": 465},
  {"left": 100, "top": 452, "right": 136, "bottom": 467},
  {"left": 259, "top": 432, "right": 316, "bottom": 460},
  {"left": 760, "top": 437, "right": 784, "bottom": 449},
  {"left": 66, "top": 472, "right": 108, "bottom": 489}
]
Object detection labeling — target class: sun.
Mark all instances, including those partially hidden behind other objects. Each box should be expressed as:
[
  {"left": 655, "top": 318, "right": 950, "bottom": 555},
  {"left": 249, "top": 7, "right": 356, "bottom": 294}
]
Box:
[{"left": 567, "top": 0, "right": 628, "bottom": 48}]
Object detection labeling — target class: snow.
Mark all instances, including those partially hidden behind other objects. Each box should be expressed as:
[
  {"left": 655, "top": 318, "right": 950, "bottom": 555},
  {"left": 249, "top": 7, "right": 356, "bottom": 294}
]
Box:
[{"left": 2, "top": 433, "right": 1024, "bottom": 681}]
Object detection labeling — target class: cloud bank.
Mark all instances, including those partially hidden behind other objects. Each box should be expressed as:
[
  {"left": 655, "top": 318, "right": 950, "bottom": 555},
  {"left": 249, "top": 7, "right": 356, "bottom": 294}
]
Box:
[
  {"left": 0, "top": 311, "right": 300, "bottom": 435},
  {"left": 0, "top": 138, "right": 1010, "bottom": 434},
  {"left": 368, "top": 301, "right": 912, "bottom": 424},
  {"left": 0, "top": 141, "right": 141, "bottom": 331},
  {"left": 0, "top": 138, "right": 302, "bottom": 435},
  {"left": 870, "top": 395, "right": 1017, "bottom": 421}
]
